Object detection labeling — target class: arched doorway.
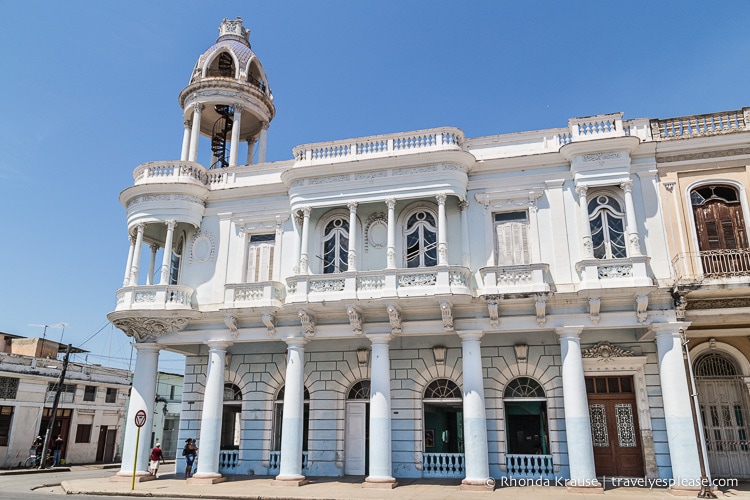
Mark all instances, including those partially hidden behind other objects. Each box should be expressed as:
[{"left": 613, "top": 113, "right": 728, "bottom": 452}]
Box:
[
  {"left": 221, "top": 384, "right": 242, "bottom": 450},
  {"left": 694, "top": 352, "right": 750, "bottom": 478},
  {"left": 345, "top": 380, "right": 370, "bottom": 475},
  {"left": 270, "top": 385, "right": 310, "bottom": 472},
  {"left": 503, "top": 377, "right": 553, "bottom": 479},
  {"left": 422, "top": 378, "right": 464, "bottom": 477}
]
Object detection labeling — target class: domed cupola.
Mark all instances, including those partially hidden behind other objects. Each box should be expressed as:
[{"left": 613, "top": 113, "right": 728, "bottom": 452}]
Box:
[{"left": 178, "top": 17, "right": 275, "bottom": 168}]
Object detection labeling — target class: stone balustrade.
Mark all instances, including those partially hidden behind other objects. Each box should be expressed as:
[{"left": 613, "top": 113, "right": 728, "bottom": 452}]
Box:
[
  {"left": 286, "top": 266, "right": 473, "bottom": 303},
  {"left": 268, "top": 451, "right": 308, "bottom": 472},
  {"left": 479, "top": 264, "right": 551, "bottom": 295},
  {"left": 651, "top": 108, "right": 749, "bottom": 140},
  {"left": 114, "top": 284, "right": 195, "bottom": 311},
  {"left": 132, "top": 161, "right": 208, "bottom": 186},
  {"left": 422, "top": 452, "right": 465, "bottom": 477},
  {"left": 218, "top": 450, "right": 239, "bottom": 474},
  {"left": 576, "top": 256, "right": 652, "bottom": 289},
  {"left": 505, "top": 454, "right": 554, "bottom": 479},
  {"left": 224, "top": 282, "right": 286, "bottom": 309},
  {"left": 292, "top": 127, "right": 465, "bottom": 166}
]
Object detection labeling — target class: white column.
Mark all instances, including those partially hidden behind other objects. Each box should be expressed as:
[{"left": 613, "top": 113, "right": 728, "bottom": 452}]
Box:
[
  {"left": 576, "top": 185, "right": 594, "bottom": 258},
  {"left": 129, "top": 223, "right": 145, "bottom": 286},
  {"left": 459, "top": 200, "right": 470, "bottom": 267},
  {"left": 188, "top": 103, "right": 203, "bottom": 162},
  {"left": 386, "top": 198, "right": 396, "bottom": 269},
  {"left": 276, "top": 337, "right": 307, "bottom": 485},
  {"left": 122, "top": 236, "right": 136, "bottom": 287},
  {"left": 292, "top": 212, "right": 302, "bottom": 275},
  {"left": 556, "top": 326, "right": 599, "bottom": 487},
  {"left": 229, "top": 104, "right": 243, "bottom": 167},
  {"left": 436, "top": 193, "right": 448, "bottom": 266},
  {"left": 347, "top": 202, "right": 358, "bottom": 272},
  {"left": 246, "top": 137, "right": 256, "bottom": 165},
  {"left": 459, "top": 331, "right": 490, "bottom": 488},
  {"left": 620, "top": 179, "right": 642, "bottom": 256},
  {"left": 146, "top": 244, "right": 158, "bottom": 285},
  {"left": 298, "top": 207, "right": 311, "bottom": 274},
  {"left": 193, "top": 341, "right": 232, "bottom": 481},
  {"left": 180, "top": 119, "right": 191, "bottom": 161},
  {"left": 257, "top": 122, "right": 269, "bottom": 163},
  {"left": 365, "top": 335, "right": 397, "bottom": 487},
  {"left": 159, "top": 221, "right": 176, "bottom": 285},
  {"left": 653, "top": 323, "right": 702, "bottom": 487},
  {"left": 117, "top": 343, "right": 160, "bottom": 477}
]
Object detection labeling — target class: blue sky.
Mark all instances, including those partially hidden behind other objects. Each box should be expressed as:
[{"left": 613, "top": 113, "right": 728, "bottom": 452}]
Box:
[{"left": 0, "top": 1, "right": 748, "bottom": 373}]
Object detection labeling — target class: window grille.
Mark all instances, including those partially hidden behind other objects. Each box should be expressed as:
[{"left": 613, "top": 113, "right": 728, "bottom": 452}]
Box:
[
  {"left": 504, "top": 377, "right": 545, "bottom": 398},
  {"left": 405, "top": 210, "right": 438, "bottom": 268},
  {"left": 694, "top": 353, "right": 739, "bottom": 377},
  {"left": 424, "top": 379, "right": 461, "bottom": 399},
  {"left": 0, "top": 377, "right": 19, "bottom": 399},
  {"left": 224, "top": 384, "right": 242, "bottom": 401},
  {"left": 322, "top": 218, "right": 349, "bottom": 273},
  {"left": 347, "top": 381, "right": 371, "bottom": 400}
]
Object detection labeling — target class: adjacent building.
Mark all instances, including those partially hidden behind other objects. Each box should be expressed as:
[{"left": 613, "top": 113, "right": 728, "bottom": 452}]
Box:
[
  {"left": 109, "top": 17, "right": 750, "bottom": 491},
  {"left": 0, "top": 333, "right": 131, "bottom": 467}
]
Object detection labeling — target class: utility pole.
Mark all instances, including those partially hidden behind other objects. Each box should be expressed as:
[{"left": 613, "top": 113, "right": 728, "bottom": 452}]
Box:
[{"left": 38, "top": 344, "right": 71, "bottom": 469}]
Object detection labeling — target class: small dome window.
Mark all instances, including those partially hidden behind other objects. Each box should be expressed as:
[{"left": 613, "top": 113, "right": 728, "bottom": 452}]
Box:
[{"left": 207, "top": 52, "right": 236, "bottom": 78}]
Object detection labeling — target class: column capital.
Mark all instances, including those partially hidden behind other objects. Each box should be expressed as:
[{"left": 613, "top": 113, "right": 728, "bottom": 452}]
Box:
[
  {"left": 206, "top": 340, "right": 233, "bottom": 351},
  {"left": 191, "top": 102, "right": 204, "bottom": 113},
  {"left": 283, "top": 335, "right": 308, "bottom": 348},
  {"left": 149, "top": 243, "right": 159, "bottom": 252},
  {"left": 366, "top": 333, "right": 392, "bottom": 345},
  {"left": 620, "top": 179, "right": 633, "bottom": 192},
  {"left": 458, "top": 199, "right": 468, "bottom": 211},
  {"left": 575, "top": 184, "right": 588, "bottom": 197},
  {"left": 301, "top": 206, "right": 312, "bottom": 217},
  {"left": 347, "top": 201, "right": 358, "bottom": 212},
  {"left": 555, "top": 325, "right": 584, "bottom": 338},
  {"left": 385, "top": 197, "right": 396, "bottom": 209},
  {"left": 232, "top": 102, "right": 244, "bottom": 113},
  {"left": 261, "top": 121, "right": 270, "bottom": 131},
  {"left": 436, "top": 192, "right": 447, "bottom": 205},
  {"left": 133, "top": 343, "right": 162, "bottom": 353},
  {"left": 166, "top": 220, "right": 176, "bottom": 229},
  {"left": 456, "top": 330, "right": 484, "bottom": 341},
  {"left": 650, "top": 321, "right": 691, "bottom": 339}
]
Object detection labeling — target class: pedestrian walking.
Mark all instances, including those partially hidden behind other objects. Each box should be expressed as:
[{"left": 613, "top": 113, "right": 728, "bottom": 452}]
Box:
[
  {"left": 149, "top": 443, "right": 165, "bottom": 476},
  {"left": 182, "top": 438, "right": 198, "bottom": 478}
]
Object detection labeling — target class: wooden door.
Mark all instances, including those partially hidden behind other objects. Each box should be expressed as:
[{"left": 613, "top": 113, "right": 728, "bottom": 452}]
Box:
[
  {"left": 586, "top": 376, "right": 644, "bottom": 477},
  {"left": 345, "top": 402, "right": 367, "bottom": 475}
]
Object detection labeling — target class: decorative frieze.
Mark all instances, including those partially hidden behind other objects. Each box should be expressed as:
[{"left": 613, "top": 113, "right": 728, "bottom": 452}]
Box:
[
  {"left": 656, "top": 147, "right": 750, "bottom": 163},
  {"left": 398, "top": 273, "right": 437, "bottom": 287},
  {"left": 309, "top": 279, "right": 345, "bottom": 293},
  {"left": 685, "top": 297, "right": 750, "bottom": 310},
  {"left": 127, "top": 194, "right": 203, "bottom": 208},
  {"left": 598, "top": 264, "right": 633, "bottom": 279},
  {"left": 582, "top": 341, "right": 635, "bottom": 360},
  {"left": 112, "top": 317, "right": 189, "bottom": 343}
]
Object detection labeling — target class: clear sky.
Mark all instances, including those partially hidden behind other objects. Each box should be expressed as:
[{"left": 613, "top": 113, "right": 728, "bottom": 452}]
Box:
[{"left": 0, "top": 1, "right": 748, "bottom": 373}]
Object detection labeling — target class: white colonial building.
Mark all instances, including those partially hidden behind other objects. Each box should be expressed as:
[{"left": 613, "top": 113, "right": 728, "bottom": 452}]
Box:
[{"left": 110, "top": 18, "right": 750, "bottom": 491}]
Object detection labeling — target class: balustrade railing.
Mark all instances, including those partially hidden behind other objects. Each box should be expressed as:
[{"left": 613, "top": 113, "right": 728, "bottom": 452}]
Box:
[
  {"left": 672, "top": 249, "right": 750, "bottom": 282},
  {"left": 651, "top": 109, "right": 748, "bottom": 140},
  {"left": 506, "top": 454, "right": 554, "bottom": 479},
  {"left": 292, "top": 127, "right": 464, "bottom": 164},
  {"left": 479, "top": 264, "right": 550, "bottom": 295},
  {"left": 115, "top": 284, "right": 195, "bottom": 311},
  {"left": 225, "top": 282, "right": 286, "bottom": 307},
  {"left": 422, "top": 452, "right": 465, "bottom": 477},
  {"left": 132, "top": 161, "right": 208, "bottom": 186},
  {"left": 218, "top": 450, "right": 239, "bottom": 473},
  {"left": 268, "top": 451, "right": 308, "bottom": 471}
]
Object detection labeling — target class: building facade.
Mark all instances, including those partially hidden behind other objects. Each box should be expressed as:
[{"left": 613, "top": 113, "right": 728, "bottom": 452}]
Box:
[
  {"left": 0, "top": 334, "right": 131, "bottom": 467},
  {"left": 109, "top": 18, "right": 750, "bottom": 490}
]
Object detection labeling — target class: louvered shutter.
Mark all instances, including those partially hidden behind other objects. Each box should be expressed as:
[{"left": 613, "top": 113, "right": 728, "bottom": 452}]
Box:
[{"left": 496, "top": 221, "right": 529, "bottom": 266}]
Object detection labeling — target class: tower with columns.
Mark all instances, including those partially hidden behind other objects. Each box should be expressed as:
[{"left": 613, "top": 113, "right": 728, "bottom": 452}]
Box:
[{"left": 108, "top": 18, "right": 735, "bottom": 493}]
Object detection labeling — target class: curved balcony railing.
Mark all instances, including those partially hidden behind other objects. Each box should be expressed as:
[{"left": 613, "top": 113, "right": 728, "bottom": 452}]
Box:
[
  {"left": 114, "top": 285, "right": 195, "bottom": 311},
  {"left": 672, "top": 249, "right": 750, "bottom": 283},
  {"left": 132, "top": 161, "right": 208, "bottom": 187}
]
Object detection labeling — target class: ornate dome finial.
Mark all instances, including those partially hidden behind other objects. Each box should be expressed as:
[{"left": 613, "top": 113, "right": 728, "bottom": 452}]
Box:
[{"left": 217, "top": 17, "right": 250, "bottom": 47}]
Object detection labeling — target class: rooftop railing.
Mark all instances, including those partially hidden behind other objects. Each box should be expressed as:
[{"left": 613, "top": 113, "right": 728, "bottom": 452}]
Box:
[{"left": 651, "top": 108, "right": 749, "bottom": 140}]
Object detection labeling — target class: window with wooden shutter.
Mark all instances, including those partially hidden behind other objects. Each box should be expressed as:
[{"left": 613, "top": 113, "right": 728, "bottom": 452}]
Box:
[
  {"left": 494, "top": 212, "right": 529, "bottom": 266},
  {"left": 246, "top": 234, "right": 275, "bottom": 282}
]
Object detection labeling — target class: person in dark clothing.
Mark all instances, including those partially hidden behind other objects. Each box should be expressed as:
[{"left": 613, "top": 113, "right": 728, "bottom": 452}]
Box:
[
  {"left": 52, "top": 436, "right": 64, "bottom": 466},
  {"left": 182, "top": 438, "right": 198, "bottom": 478}
]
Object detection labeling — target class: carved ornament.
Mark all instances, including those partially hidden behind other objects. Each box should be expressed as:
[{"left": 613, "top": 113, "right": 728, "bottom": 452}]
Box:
[
  {"left": 582, "top": 341, "right": 634, "bottom": 360},
  {"left": 112, "top": 317, "right": 189, "bottom": 343}
]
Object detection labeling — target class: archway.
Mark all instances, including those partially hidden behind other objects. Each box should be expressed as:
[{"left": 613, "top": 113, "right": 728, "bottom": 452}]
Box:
[
  {"left": 345, "top": 380, "right": 370, "bottom": 475},
  {"left": 503, "top": 377, "right": 553, "bottom": 479},
  {"left": 422, "top": 378, "right": 464, "bottom": 477}
]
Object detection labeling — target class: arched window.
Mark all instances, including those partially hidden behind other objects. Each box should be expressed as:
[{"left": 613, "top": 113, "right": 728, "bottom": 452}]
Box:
[
  {"left": 207, "top": 52, "right": 236, "bottom": 78},
  {"left": 424, "top": 379, "right": 461, "bottom": 399},
  {"left": 694, "top": 352, "right": 739, "bottom": 377},
  {"left": 221, "top": 384, "right": 242, "bottom": 450},
  {"left": 322, "top": 217, "right": 349, "bottom": 273},
  {"left": 347, "top": 380, "right": 371, "bottom": 400},
  {"left": 405, "top": 210, "right": 437, "bottom": 268},
  {"left": 503, "top": 377, "right": 549, "bottom": 456},
  {"left": 691, "top": 184, "right": 749, "bottom": 275},
  {"left": 169, "top": 235, "right": 184, "bottom": 285},
  {"left": 422, "top": 379, "right": 462, "bottom": 456},
  {"left": 588, "top": 194, "right": 626, "bottom": 259},
  {"left": 272, "top": 386, "right": 310, "bottom": 452}
]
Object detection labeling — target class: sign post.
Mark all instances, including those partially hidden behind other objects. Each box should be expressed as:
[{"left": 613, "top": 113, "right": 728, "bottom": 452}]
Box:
[{"left": 132, "top": 409, "right": 147, "bottom": 491}]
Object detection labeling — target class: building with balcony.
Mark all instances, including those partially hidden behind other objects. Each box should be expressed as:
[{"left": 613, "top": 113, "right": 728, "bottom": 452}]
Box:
[
  {"left": 0, "top": 333, "right": 131, "bottom": 467},
  {"left": 110, "top": 17, "right": 729, "bottom": 491},
  {"left": 656, "top": 110, "right": 750, "bottom": 479}
]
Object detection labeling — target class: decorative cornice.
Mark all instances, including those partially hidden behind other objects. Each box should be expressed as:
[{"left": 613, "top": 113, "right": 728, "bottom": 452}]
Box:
[
  {"left": 686, "top": 297, "right": 750, "bottom": 310},
  {"left": 582, "top": 341, "right": 634, "bottom": 360},
  {"left": 111, "top": 317, "right": 189, "bottom": 343},
  {"left": 656, "top": 147, "right": 750, "bottom": 164},
  {"left": 127, "top": 194, "right": 203, "bottom": 209}
]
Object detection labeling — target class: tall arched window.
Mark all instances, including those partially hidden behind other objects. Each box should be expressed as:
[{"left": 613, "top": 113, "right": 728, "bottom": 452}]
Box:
[
  {"left": 691, "top": 184, "right": 749, "bottom": 275},
  {"left": 405, "top": 210, "right": 438, "bottom": 268},
  {"left": 503, "top": 377, "right": 549, "bottom": 456},
  {"left": 322, "top": 218, "right": 349, "bottom": 273},
  {"left": 423, "top": 379, "right": 462, "bottom": 455},
  {"left": 221, "top": 384, "right": 242, "bottom": 450},
  {"left": 272, "top": 386, "right": 310, "bottom": 452},
  {"left": 207, "top": 52, "right": 236, "bottom": 78},
  {"left": 588, "top": 194, "right": 626, "bottom": 259},
  {"left": 169, "top": 235, "right": 184, "bottom": 285}
]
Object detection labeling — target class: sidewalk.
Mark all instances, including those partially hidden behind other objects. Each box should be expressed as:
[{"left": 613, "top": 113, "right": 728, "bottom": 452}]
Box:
[{"left": 60, "top": 469, "right": 750, "bottom": 500}]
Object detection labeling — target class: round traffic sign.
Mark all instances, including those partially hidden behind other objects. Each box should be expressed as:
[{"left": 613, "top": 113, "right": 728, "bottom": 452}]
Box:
[{"left": 134, "top": 409, "right": 147, "bottom": 427}]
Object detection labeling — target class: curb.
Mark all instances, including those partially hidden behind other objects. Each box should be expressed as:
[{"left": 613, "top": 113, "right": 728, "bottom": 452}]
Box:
[{"left": 0, "top": 466, "right": 71, "bottom": 476}]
